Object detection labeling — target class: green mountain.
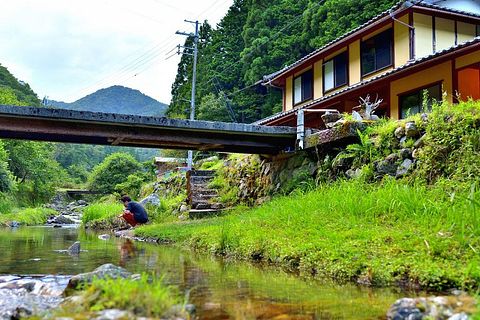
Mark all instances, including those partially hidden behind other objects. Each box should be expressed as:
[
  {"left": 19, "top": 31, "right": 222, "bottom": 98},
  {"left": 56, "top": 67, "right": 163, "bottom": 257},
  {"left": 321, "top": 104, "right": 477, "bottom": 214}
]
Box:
[
  {"left": 0, "top": 64, "right": 40, "bottom": 106},
  {"left": 50, "top": 85, "right": 167, "bottom": 116}
]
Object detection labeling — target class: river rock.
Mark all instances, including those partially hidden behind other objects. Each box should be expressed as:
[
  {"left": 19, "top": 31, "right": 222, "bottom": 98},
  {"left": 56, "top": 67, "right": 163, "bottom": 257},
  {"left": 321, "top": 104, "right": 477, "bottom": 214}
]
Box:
[
  {"left": 7, "top": 221, "right": 20, "bottom": 228},
  {"left": 50, "top": 215, "right": 76, "bottom": 225},
  {"left": 0, "top": 276, "right": 20, "bottom": 283},
  {"left": 140, "top": 193, "right": 161, "bottom": 207},
  {"left": 375, "top": 154, "right": 399, "bottom": 177},
  {"left": 405, "top": 122, "right": 419, "bottom": 138},
  {"left": 414, "top": 134, "right": 426, "bottom": 149},
  {"left": 399, "top": 148, "right": 412, "bottom": 160},
  {"left": 394, "top": 126, "right": 405, "bottom": 139},
  {"left": 346, "top": 168, "right": 362, "bottom": 179},
  {"left": 98, "top": 234, "right": 111, "bottom": 240},
  {"left": 68, "top": 241, "right": 81, "bottom": 255},
  {"left": 396, "top": 159, "right": 413, "bottom": 178},
  {"left": 65, "top": 264, "right": 132, "bottom": 294},
  {"left": 387, "top": 295, "right": 477, "bottom": 320},
  {"left": 0, "top": 288, "right": 63, "bottom": 320}
]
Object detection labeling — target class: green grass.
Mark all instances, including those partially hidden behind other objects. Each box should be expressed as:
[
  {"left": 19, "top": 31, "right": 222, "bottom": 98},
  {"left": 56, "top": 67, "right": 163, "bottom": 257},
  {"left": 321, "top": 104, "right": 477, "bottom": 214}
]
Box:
[
  {"left": 54, "top": 274, "right": 182, "bottom": 319},
  {"left": 136, "top": 178, "right": 480, "bottom": 290},
  {"left": 149, "top": 194, "right": 185, "bottom": 224},
  {"left": 82, "top": 202, "right": 123, "bottom": 224},
  {"left": 0, "top": 207, "right": 56, "bottom": 226}
]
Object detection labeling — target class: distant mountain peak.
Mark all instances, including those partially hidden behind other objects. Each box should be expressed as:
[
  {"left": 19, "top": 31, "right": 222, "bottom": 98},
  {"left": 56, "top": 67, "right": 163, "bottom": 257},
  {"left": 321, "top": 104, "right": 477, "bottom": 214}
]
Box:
[{"left": 49, "top": 85, "right": 168, "bottom": 117}]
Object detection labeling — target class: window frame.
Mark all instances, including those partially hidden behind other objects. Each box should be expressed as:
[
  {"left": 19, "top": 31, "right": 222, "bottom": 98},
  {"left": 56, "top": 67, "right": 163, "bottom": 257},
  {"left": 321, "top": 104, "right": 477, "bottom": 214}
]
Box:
[
  {"left": 292, "top": 68, "right": 314, "bottom": 106},
  {"left": 322, "top": 51, "right": 349, "bottom": 94},
  {"left": 360, "top": 28, "right": 394, "bottom": 78},
  {"left": 398, "top": 81, "right": 442, "bottom": 119}
]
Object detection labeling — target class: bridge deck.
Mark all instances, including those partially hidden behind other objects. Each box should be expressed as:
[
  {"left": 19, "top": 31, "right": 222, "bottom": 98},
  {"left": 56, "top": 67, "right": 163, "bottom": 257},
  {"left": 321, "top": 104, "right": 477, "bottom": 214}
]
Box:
[{"left": 0, "top": 105, "right": 296, "bottom": 154}]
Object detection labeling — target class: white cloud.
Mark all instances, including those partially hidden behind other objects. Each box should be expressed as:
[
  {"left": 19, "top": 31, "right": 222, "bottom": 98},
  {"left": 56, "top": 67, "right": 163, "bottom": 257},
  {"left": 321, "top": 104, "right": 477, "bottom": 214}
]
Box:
[{"left": 0, "top": 0, "right": 233, "bottom": 104}]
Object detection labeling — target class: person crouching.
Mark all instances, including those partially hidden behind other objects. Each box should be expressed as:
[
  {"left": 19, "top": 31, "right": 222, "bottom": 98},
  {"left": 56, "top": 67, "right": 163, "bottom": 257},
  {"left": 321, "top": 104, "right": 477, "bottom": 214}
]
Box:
[{"left": 119, "top": 195, "right": 148, "bottom": 227}]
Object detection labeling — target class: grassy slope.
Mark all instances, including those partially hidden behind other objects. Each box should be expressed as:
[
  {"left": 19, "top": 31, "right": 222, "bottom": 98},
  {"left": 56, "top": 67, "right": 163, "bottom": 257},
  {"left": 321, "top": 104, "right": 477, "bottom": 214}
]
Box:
[
  {"left": 137, "top": 178, "right": 480, "bottom": 291},
  {"left": 0, "top": 207, "right": 56, "bottom": 226}
]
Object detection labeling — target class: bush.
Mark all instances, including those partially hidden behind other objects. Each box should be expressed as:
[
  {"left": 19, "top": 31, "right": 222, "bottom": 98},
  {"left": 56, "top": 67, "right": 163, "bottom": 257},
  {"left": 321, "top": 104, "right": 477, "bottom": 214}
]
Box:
[
  {"left": 115, "top": 172, "right": 151, "bottom": 198},
  {"left": 88, "top": 153, "right": 141, "bottom": 194}
]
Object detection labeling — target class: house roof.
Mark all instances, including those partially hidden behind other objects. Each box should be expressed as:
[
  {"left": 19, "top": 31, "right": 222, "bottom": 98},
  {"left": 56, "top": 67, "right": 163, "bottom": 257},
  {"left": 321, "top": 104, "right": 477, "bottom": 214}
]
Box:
[
  {"left": 255, "top": 36, "right": 480, "bottom": 125},
  {"left": 262, "top": 0, "right": 480, "bottom": 85}
]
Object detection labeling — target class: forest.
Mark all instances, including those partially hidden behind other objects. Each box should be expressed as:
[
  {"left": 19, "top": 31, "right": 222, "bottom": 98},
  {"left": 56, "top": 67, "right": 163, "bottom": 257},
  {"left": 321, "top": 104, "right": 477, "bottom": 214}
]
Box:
[{"left": 168, "top": 0, "right": 398, "bottom": 123}]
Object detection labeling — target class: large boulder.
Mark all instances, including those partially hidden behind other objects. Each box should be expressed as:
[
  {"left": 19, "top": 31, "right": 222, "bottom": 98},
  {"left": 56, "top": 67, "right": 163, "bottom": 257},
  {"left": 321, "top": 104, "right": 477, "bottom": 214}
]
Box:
[{"left": 64, "top": 264, "right": 132, "bottom": 295}]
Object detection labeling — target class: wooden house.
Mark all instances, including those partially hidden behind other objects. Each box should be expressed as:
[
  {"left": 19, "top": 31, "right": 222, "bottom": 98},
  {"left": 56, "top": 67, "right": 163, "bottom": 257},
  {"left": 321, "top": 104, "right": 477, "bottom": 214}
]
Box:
[{"left": 257, "top": 0, "right": 480, "bottom": 128}]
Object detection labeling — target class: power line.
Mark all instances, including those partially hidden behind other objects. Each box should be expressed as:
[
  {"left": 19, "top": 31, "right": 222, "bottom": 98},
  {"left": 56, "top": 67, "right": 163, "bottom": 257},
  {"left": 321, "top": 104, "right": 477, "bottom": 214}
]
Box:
[
  {"left": 69, "top": 35, "right": 178, "bottom": 99},
  {"left": 99, "top": 0, "right": 166, "bottom": 25},
  {"left": 197, "top": 0, "right": 232, "bottom": 20}
]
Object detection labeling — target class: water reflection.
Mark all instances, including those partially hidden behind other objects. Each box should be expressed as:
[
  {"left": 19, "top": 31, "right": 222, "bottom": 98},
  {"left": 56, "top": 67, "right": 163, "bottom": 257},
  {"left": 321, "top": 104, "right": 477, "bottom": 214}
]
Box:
[
  {"left": 0, "top": 227, "right": 413, "bottom": 319},
  {"left": 118, "top": 238, "right": 136, "bottom": 267}
]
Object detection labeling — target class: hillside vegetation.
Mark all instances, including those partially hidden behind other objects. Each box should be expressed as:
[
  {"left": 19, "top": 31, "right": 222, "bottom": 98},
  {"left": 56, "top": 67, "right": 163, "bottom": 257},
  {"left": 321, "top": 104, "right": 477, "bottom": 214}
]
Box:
[
  {"left": 0, "top": 64, "right": 40, "bottom": 106},
  {"left": 168, "top": 0, "right": 397, "bottom": 122}
]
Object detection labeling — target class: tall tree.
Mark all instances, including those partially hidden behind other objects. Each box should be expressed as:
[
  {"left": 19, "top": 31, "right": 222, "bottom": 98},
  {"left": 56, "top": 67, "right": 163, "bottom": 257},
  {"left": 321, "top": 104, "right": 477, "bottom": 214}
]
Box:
[{"left": 167, "top": 0, "right": 399, "bottom": 124}]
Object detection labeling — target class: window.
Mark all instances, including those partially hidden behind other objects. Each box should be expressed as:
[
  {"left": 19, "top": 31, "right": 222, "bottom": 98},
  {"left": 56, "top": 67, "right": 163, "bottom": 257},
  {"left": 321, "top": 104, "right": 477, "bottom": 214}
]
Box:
[
  {"left": 399, "top": 83, "right": 442, "bottom": 119},
  {"left": 323, "top": 51, "right": 348, "bottom": 92},
  {"left": 293, "top": 69, "right": 313, "bottom": 105},
  {"left": 361, "top": 29, "right": 393, "bottom": 76},
  {"left": 476, "top": 25, "right": 480, "bottom": 37}
]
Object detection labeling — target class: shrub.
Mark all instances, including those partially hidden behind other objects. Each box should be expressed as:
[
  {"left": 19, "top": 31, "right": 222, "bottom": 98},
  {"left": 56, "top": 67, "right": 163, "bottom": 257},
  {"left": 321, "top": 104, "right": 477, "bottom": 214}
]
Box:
[{"left": 88, "top": 153, "right": 141, "bottom": 194}]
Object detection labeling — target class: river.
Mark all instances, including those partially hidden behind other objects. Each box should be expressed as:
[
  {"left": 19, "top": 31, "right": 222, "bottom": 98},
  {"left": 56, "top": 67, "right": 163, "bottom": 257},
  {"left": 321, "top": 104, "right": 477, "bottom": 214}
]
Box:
[{"left": 0, "top": 226, "right": 417, "bottom": 319}]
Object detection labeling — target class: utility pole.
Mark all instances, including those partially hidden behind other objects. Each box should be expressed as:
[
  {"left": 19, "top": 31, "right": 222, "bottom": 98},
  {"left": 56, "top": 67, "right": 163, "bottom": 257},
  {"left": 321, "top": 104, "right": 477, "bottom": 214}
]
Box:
[{"left": 175, "top": 20, "right": 199, "bottom": 170}]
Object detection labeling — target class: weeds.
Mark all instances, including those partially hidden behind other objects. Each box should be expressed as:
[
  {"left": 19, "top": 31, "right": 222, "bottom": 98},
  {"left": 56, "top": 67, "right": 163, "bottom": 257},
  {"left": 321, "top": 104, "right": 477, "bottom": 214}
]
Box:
[
  {"left": 82, "top": 202, "right": 123, "bottom": 224},
  {"left": 65, "top": 274, "right": 181, "bottom": 318},
  {"left": 0, "top": 207, "right": 56, "bottom": 226}
]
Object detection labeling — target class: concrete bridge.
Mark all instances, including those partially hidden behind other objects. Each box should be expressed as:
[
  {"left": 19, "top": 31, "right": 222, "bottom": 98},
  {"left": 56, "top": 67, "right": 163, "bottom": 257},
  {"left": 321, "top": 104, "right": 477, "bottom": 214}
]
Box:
[{"left": 0, "top": 105, "right": 296, "bottom": 154}]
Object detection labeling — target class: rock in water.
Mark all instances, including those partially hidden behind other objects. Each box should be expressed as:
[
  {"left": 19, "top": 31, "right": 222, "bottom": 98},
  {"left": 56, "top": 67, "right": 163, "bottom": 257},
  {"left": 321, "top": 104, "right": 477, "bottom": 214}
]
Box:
[
  {"left": 64, "top": 264, "right": 132, "bottom": 295},
  {"left": 67, "top": 241, "right": 81, "bottom": 255},
  {"left": 7, "top": 221, "right": 20, "bottom": 228},
  {"left": 49, "top": 215, "right": 76, "bottom": 225},
  {"left": 98, "top": 234, "right": 111, "bottom": 240}
]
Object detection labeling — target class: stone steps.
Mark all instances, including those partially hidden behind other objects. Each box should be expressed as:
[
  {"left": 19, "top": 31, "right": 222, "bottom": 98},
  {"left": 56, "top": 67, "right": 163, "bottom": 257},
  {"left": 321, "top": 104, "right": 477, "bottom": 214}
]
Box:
[{"left": 187, "top": 170, "right": 223, "bottom": 215}]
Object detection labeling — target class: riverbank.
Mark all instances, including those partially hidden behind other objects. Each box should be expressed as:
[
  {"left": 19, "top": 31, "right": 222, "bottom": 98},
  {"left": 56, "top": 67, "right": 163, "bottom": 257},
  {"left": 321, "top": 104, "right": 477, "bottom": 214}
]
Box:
[
  {"left": 135, "top": 101, "right": 480, "bottom": 292},
  {"left": 0, "top": 207, "right": 56, "bottom": 226},
  {"left": 136, "top": 178, "right": 480, "bottom": 291}
]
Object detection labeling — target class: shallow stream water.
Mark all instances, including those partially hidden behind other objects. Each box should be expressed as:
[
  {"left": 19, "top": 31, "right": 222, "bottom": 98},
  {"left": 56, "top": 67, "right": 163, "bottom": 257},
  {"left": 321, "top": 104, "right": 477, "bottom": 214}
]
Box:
[{"left": 0, "top": 226, "right": 418, "bottom": 319}]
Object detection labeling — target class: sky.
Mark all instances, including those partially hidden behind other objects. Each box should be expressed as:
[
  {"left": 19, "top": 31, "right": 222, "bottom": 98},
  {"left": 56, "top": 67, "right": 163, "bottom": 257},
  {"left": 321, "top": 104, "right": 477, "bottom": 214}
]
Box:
[{"left": 0, "top": 0, "right": 233, "bottom": 104}]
